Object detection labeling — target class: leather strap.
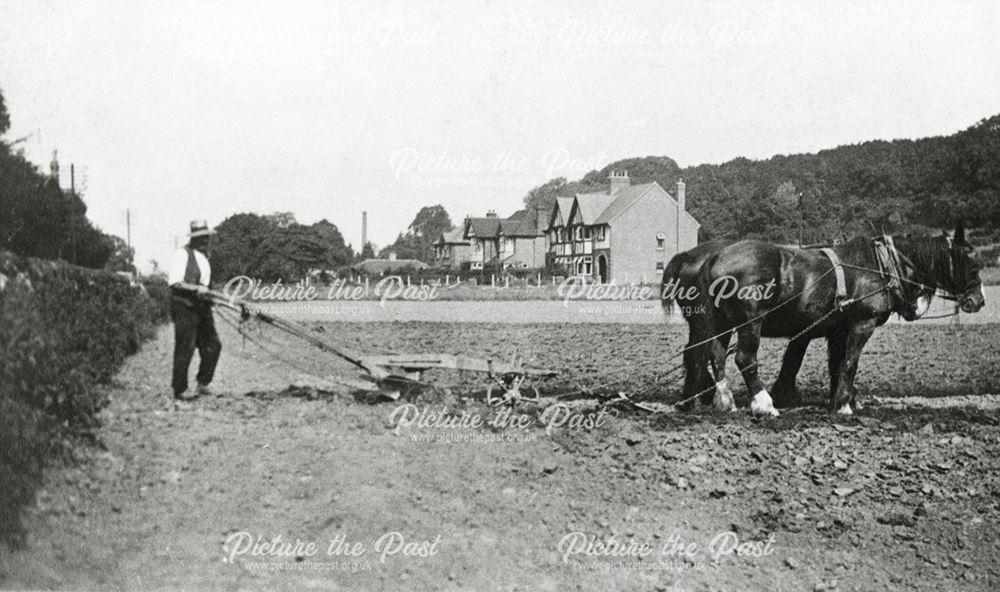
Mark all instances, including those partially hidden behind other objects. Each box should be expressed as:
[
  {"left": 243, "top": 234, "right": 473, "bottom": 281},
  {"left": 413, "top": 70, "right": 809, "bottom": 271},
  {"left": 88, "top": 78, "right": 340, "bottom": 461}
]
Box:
[{"left": 820, "top": 248, "right": 848, "bottom": 305}]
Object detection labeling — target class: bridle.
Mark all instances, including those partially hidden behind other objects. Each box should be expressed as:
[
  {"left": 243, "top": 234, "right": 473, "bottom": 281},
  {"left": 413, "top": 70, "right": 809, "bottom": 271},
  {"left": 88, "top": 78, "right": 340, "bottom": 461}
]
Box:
[
  {"left": 873, "top": 236, "right": 934, "bottom": 319},
  {"left": 877, "top": 234, "right": 981, "bottom": 312}
]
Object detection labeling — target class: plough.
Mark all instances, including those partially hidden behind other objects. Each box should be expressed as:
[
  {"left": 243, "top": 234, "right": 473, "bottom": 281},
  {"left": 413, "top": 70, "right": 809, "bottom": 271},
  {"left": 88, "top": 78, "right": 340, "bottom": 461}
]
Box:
[{"left": 181, "top": 285, "right": 558, "bottom": 403}]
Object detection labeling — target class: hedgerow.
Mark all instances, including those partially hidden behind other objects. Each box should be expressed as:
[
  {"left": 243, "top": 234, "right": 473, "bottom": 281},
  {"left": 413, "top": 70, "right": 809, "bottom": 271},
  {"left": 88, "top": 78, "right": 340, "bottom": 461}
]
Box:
[{"left": 0, "top": 252, "right": 169, "bottom": 546}]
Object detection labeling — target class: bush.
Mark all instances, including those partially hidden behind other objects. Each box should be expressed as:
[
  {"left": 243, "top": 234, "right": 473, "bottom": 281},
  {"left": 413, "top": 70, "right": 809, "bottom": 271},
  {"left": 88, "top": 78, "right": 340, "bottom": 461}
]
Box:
[{"left": 0, "top": 252, "right": 169, "bottom": 546}]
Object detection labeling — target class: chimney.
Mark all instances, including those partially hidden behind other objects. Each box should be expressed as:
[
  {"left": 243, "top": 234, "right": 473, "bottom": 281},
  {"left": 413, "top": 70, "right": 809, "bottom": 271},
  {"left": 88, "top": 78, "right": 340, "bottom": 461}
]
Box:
[
  {"left": 486, "top": 210, "right": 498, "bottom": 218},
  {"left": 361, "top": 211, "right": 368, "bottom": 249},
  {"left": 49, "top": 149, "right": 60, "bottom": 183},
  {"left": 675, "top": 177, "right": 686, "bottom": 253},
  {"left": 608, "top": 169, "right": 629, "bottom": 194}
]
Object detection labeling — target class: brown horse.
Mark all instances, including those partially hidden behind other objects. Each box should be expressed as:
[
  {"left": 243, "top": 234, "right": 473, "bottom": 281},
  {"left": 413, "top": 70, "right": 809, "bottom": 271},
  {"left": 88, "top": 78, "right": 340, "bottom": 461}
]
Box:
[{"left": 693, "top": 227, "right": 985, "bottom": 416}]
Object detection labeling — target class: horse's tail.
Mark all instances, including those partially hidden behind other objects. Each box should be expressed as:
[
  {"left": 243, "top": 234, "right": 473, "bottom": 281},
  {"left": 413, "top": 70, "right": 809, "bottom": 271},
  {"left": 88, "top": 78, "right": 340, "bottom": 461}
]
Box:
[{"left": 660, "top": 251, "right": 690, "bottom": 316}]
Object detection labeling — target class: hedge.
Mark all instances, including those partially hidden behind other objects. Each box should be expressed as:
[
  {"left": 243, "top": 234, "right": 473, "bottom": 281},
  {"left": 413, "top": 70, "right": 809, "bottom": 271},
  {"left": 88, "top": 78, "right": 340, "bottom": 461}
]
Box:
[{"left": 0, "top": 252, "right": 169, "bottom": 546}]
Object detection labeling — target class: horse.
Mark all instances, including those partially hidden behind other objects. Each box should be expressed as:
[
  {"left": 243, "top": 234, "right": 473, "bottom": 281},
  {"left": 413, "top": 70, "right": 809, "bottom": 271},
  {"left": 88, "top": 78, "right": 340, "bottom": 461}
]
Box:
[
  {"left": 693, "top": 226, "right": 985, "bottom": 416},
  {"left": 662, "top": 240, "right": 819, "bottom": 410}
]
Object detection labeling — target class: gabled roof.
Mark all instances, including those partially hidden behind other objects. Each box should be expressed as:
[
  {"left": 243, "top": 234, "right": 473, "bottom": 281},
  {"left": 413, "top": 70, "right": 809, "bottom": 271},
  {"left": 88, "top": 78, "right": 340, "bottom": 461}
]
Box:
[
  {"left": 499, "top": 217, "right": 540, "bottom": 238},
  {"left": 568, "top": 192, "right": 616, "bottom": 225},
  {"left": 500, "top": 208, "right": 549, "bottom": 237},
  {"left": 464, "top": 217, "right": 501, "bottom": 239},
  {"left": 593, "top": 182, "right": 657, "bottom": 225},
  {"left": 554, "top": 181, "right": 702, "bottom": 228},
  {"left": 435, "top": 227, "right": 469, "bottom": 246},
  {"left": 547, "top": 197, "right": 575, "bottom": 230}
]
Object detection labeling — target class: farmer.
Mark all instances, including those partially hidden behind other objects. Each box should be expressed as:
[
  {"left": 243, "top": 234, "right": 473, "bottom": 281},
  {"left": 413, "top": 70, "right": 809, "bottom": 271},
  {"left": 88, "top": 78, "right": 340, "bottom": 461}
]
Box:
[{"left": 167, "top": 220, "right": 221, "bottom": 400}]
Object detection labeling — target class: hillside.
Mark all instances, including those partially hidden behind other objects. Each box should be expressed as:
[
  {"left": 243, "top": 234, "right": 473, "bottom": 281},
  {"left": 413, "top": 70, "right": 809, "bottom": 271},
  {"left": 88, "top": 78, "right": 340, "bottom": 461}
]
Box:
[{"left": 524, "top": 115, "right": 1000, "bottom": 244}]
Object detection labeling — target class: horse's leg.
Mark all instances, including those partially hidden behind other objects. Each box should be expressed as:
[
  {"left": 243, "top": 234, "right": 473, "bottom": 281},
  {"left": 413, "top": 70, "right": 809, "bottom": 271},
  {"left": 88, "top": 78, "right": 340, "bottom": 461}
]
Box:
[
  {"left": 736, "top": 322, "right": 778, "bottom": 417},
  {"left": 709, "top": 331, "right": 736, "bottom": 412},
  {"left": 826, "top": 326, "right": 847, "bottom": 408},
  {"left": 831, "top": 319, "right": 877, "bottom": 415},
  {"left": 680, "top": 343, "right": 711, "bottom": 410},
  {"left": 772, "top": 338, "right": 809, "bottom": 408},
  {"left": 692, "top": 313, "right": 718, "bottom": 408},
  {"left": 679, "top": 315, "right": 711, "bottom": 410}
]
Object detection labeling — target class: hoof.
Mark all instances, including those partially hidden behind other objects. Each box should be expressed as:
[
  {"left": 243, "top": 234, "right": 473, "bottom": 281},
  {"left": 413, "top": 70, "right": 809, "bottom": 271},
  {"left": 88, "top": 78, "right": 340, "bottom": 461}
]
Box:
[
  {"left": 714, "top": 380, "right": 737, "bottom": 412},
  {"left": 836, "top": 403, "right": 854, "bottom": 416},
  {"left": 750, "top": 390, "right": 780, "bottom": 417},
  {"left": 771, "top": 386, "right": 802, "bottom": 409}
]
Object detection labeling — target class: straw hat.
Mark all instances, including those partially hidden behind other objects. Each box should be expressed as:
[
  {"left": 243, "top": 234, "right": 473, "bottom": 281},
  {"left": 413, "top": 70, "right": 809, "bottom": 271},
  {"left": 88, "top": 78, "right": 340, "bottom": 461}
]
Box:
[{"left": 187, "top": 220, "right": 215, "bottom": 238}]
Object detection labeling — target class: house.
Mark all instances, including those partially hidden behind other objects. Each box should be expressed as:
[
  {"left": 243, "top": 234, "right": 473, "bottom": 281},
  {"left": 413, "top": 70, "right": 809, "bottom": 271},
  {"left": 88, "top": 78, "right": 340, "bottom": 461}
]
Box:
[
  {"left": 463, "top": 208, "right": 549, "bottom": 270},
  {"left": 497, "top": 208, "right": 548, "bottom": 269},
  {"left": 546, "top": 170, "right": 700, "bottom": 284},
  {"left": 352, "top": 252, "right": 429, "bottom": 276},
  {"left": 463, "top": 211, "right": 502, "bottom": 270},
  {"left": 433, "top": 227, "right": 471, "bottom": 270}
]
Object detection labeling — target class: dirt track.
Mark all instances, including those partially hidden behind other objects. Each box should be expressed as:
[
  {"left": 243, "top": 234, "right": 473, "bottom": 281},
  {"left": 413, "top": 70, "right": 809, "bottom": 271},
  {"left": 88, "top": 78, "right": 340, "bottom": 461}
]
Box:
[{"left": 2, "top": 319, "right": 1000, "bottom": 591}]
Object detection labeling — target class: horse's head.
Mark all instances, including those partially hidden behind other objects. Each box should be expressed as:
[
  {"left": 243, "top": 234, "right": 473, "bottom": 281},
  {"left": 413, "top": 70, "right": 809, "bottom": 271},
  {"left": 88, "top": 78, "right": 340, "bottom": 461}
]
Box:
[{"left": 942, "top": 225, "right": 986, "bottom": 313}]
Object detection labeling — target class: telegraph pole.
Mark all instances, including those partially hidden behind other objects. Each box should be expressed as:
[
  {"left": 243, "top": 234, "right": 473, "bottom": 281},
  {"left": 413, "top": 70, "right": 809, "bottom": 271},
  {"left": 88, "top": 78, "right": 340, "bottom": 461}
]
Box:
[{"left": 126, "top": 208, "right": 132, "bottom": 250}]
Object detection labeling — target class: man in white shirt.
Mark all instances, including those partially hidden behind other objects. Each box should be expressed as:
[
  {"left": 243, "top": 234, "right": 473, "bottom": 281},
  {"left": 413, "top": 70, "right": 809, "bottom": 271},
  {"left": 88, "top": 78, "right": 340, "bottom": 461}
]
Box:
[{"left": 168, "top": 220, "right": 221, "bottom": 400}]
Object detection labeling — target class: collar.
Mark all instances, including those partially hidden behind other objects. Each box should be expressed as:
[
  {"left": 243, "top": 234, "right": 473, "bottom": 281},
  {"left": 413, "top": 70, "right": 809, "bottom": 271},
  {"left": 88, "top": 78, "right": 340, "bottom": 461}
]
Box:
[{"left": 874, "top": 236, "right": 920, "bottom": 320}]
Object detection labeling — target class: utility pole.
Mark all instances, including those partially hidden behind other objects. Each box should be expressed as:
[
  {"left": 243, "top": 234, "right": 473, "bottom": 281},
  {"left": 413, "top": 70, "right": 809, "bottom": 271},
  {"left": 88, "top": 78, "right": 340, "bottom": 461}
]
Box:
[{"left": 126, "top": 208, "right": 132, "bottom": 250}]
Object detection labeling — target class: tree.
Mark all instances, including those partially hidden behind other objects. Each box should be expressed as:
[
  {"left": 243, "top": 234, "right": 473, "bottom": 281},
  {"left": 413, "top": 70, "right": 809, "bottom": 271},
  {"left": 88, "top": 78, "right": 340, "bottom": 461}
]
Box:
[
  {"left": 408, "top": 205, "right": 451, "bottom": 240},
  {"left": 378, "top": 205, "right": 453, "bottom": 263},
  {"left": 310, "top": 219, "right": 354, "bottom": 268},
  {"left": 210, "top": 213, "right": 276, "bottom": 280},
  {"left": 0, "top": 87, "right": 9, "bottom": 137},
  {"left": 210, "top": 213, "right": 357, "bottom": 283},
  {"left": 523, "top": 177, "right": 567, "bottom": 212},
  {"left": 104, "top": 236, "right": 136, "bottom": 273}
]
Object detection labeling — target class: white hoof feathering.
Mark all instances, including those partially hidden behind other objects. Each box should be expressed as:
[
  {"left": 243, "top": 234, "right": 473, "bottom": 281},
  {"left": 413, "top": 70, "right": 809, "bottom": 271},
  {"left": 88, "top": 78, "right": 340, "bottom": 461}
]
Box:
[
  {"left": 714, "top": 380, "right": 737, "bottom": 412},
  {"left": 915, "top": 295, "right": 931, "bottom": 318},
  {"left": 837, "top": 403, "right": 854, "bottom": 416},
  {"left": 750, "top": 390, "right": 780, "bottom": 417}
]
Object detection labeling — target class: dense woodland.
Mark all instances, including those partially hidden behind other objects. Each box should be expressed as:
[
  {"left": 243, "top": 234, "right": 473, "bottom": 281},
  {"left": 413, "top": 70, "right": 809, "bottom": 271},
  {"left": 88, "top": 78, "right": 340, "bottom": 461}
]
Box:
[{"left": 523, "top": 115, "right": 1000, "bottom": 245}]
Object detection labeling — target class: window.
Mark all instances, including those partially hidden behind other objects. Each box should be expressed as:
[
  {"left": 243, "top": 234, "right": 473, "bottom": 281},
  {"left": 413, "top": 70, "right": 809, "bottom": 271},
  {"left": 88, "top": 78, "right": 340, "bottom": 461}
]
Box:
[
  {"left": 656, "top": 262, "right": 664, "bottom": 273},
  {"left": 575, "top": 226, "right": 583, "bottom": 241},
  {"left": 597, "top": 226, "right": 606, "bottom": 241},
  {"left": 656, "top": 233, "right": 666, "bottom": 250},
  {"left": 584, "top": 227, "right": 592, "bottom": 240}
]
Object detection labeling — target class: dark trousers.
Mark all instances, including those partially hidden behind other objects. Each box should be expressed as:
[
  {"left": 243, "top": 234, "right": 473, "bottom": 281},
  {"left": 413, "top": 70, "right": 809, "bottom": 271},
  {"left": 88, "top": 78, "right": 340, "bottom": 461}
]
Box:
[{"left": 171, "top": 298, "right": 221, "bottom": 395}]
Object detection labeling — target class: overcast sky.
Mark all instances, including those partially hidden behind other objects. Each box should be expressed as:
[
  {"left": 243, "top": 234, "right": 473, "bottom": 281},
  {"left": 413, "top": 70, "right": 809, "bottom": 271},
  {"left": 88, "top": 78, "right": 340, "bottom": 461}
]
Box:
[{"left": 1, "top": 0, "right": 998, "bottom": 272}]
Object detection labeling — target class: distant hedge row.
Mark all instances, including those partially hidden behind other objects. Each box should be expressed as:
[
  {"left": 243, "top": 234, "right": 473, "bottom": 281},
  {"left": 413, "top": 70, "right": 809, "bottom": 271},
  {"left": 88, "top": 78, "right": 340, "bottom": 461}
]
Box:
[{"left": 0, "top": 252, "right": 170, "bottom": 546}]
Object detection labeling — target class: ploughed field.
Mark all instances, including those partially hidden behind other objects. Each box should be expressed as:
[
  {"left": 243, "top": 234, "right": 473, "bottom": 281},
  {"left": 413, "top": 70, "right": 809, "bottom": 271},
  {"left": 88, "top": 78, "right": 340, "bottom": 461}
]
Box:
[{"left": 3, "top": 320, "right": 1000, "bottom": 592}]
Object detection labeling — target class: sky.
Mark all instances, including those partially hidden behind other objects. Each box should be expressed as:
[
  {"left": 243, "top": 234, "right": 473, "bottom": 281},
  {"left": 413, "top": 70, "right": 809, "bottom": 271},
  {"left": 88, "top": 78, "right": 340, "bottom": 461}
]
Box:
[{"left": 1, "top": 0, "right": 998, "bottom": 272}]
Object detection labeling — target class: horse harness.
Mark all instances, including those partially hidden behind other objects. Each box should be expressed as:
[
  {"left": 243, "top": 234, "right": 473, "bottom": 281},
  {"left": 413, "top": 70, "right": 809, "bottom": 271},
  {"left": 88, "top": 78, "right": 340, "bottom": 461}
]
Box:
[
  {"left": 817, "top": 238, "right": 909, "bottom": 317},
  {"left": 819, "top": 248, "right": 848, "bottom": 309},
  {"left": 874, "top": 235, "right": 936, "bottom": 318}
]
